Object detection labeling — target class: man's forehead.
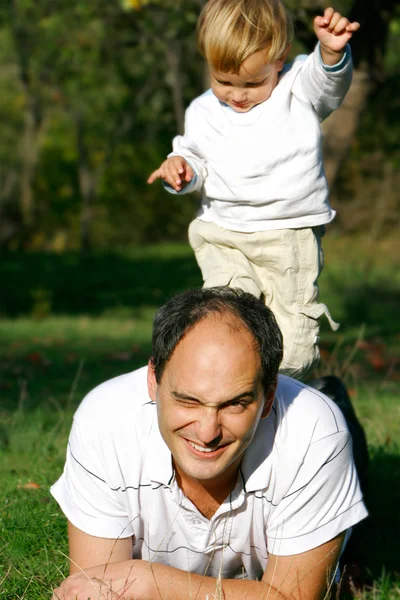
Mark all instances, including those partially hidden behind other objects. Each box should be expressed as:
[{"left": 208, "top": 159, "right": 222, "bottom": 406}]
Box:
[
  {"left": 185, "top": 311, "right": 255, "bottom": 342},
  {"left": 168, "top": 312, "right": 260, "bottom": 369}
]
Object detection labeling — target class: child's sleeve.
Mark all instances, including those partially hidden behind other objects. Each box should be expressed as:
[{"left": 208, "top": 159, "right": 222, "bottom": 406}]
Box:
[
  {"left": 293, "top": 43, "right": 353, "bottom": 121},
  {"left": 164, "top": 103, "right": 208, "bottom": 195}
]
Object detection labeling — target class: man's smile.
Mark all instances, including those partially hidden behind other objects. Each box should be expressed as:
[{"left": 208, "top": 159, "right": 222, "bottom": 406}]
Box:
[{"left": 183, "top": 437, "right": 229, "bottom": 459}]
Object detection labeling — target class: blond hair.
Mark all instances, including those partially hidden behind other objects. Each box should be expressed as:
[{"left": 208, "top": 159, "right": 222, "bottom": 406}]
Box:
[{"left": 197, "top": 0, "right": 293, "bottom": 73}]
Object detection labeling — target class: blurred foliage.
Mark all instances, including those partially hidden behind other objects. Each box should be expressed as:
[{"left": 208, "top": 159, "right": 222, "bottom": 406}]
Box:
[{"left": 0, "top": 0, "right": 399, "bottom": 250}]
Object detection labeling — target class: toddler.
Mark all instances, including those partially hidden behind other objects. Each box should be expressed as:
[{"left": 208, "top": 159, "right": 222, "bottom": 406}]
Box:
[{"left": 148, "top": 0, "right": 360, "bottom": 378}]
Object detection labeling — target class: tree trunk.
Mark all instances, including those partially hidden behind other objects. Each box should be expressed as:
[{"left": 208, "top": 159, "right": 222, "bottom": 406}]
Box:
[
  {"left": 322, "top": 68, "right": 371, "bottom": 187},
  {"left": 75, "top": 113, "right": 96, "bottom": 253},
  {"left": 165, "top": 41, "right": 185, "bottom": 135},
  {"left": 20, "top": 97, "right": 41, "bottom": 226},
  {"left": 10, "top": 0, "right": 43, "bottom": 228}
]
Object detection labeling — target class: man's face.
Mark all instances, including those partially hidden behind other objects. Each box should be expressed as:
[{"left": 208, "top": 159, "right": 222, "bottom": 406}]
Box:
[
  {"left": 210, "top": 48, "right": 287, "bottom": 113},
  {"left": 147, "top": 314, "right": 275, "bottom": 488}
]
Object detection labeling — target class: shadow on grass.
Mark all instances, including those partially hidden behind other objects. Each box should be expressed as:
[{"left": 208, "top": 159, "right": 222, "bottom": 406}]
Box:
[
  {"left": 321, "top": 271, "right": 400, "bottom": 337},
  {"left": 1, "top": 249, "right": 399, "bottom": 332},
  {"left": 343, "top": 444, "right": 400, "bottom": 584},
  {"left": 0, "top": 249, "right": 202, "bottom": 317},
  {"left": 363, "top": 446, "right": 400, "bottom": 576}
]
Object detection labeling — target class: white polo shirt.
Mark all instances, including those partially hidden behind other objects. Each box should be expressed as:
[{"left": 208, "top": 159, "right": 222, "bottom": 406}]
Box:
[{"left": 51, "top": 367, "right": 367, "bottom": 580}]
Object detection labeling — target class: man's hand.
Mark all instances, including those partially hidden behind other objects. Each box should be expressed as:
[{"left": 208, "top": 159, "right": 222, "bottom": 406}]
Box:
[
  {"left": 147, "top": 156, "right": 194, "bottom": 192},
  {"left": 314, "top": 7, "right": 360, "bottom": 65},
  {"left": 51, "top": 560, "right": 157, "bottom": 600}
]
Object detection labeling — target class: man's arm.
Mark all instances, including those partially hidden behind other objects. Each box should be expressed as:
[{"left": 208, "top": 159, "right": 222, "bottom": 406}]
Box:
[
  {"left": 67, "top": 521, "right": 133, "bottom": 574},
  {"left": 262, "top": 532, "right": 346, "bottom": 599},
  {"left": 52, "top": 527, "right": 345, "bottom": 599}
]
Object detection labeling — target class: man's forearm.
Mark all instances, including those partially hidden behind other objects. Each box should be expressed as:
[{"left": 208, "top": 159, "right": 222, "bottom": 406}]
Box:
[
  {"left": 135, "top": 560, "right": 284, "bottom": 600},
  {"left": 53, "top": 559, "right": 285, "bottom": 600}
]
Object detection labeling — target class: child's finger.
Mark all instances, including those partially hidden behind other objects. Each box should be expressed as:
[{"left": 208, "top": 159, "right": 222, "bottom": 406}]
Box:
[
  {"left": 183, "top": 163, "right": 194, "bottom": 182},
  {"left": 166, "top": 163, "right": 184, "bottom": 189},
  {"left": 184, "top": 170, "right": 194, "bottom": 182},
  {"left": 346, "top": 21, "right": 360, "bottom": 33},
  {"left": 323, "top": 7, "right": 335, "bottom": 25},
  {"left": 147, "top": 169, "right": 161, "bottom": 184},
  {"left": 331, "top": 16, "right": 350, "bottom": 34},
  {"left": 326, "top": 11, "right": 342, "bottom": 32},
  {"left": 172, "top": 158, "right": 193, "bottom": 183},
  {"left": 314, "top": 15, "right": 326, "bottom": 28}
]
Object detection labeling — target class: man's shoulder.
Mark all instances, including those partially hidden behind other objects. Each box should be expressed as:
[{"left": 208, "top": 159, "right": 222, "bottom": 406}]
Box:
[
  {"left": 275, "top": 374, "right": 349, "bottom": 437},
  {"left": 242, "top": 375, "right": 350, "bottom": 492},
  {"left": 73, "top": 366, "right": 152, "bottom": 430}
]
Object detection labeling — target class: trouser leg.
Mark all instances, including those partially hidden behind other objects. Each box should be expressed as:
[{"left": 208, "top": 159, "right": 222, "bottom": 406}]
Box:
[
  {"left": 188, "top": 219, "right": 262, "bottom": 297},
  {"left": 189, "top": 220, "right": 335, "bottom": 379},
  {"left": 253, "top": 227, "right": 329, "bottom": 379}
]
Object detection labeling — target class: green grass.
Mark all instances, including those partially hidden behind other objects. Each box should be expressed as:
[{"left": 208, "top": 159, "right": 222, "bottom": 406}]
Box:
[{"left": 0, "top": 237, "right": 400, "bottom": 598}]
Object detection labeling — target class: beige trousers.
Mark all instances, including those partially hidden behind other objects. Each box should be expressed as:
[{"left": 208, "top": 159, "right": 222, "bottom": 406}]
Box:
[{"left": 188, "top": 219, "right": 338, "bottom": 379}]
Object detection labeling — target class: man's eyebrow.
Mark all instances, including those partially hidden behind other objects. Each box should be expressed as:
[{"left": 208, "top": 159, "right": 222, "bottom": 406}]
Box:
[{"left": 171, "top": 390, "right": 256, "bottom": 407}]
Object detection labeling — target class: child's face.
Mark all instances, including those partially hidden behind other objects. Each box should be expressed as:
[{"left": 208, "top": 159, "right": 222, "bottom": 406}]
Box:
[{"left": 210, "top": 48, "right": 287, "bottom": 113}]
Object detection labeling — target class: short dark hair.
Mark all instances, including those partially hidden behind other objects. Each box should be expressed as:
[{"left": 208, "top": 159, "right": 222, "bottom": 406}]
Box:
[{"left": 151, "top": 287, "right": 283, "bottom": 393}]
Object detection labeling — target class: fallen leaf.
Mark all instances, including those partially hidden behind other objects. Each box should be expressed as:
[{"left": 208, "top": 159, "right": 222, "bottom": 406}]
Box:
[
  {"left": 25, "top": 352, "right": 51, "bottom": 367},
  {"left": 365, "top": 351, "right": 388, "bottom": 372},
  {"left": 319, "top": 348, "right": 331, "bottom": 361},
  {"left": 19, "top": 481, "right": 41, "bottom": 490}
]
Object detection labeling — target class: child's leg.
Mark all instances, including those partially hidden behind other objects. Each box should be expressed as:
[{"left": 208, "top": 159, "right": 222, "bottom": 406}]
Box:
[
  {"left": 254, "top": 227, "right": 338, "bottom": 379},
  {"left": 189, "top": 220, "right": 338, "bottom": 379},
  {"left": 188, "top": 219, "right": 262, "bottom": 297}
]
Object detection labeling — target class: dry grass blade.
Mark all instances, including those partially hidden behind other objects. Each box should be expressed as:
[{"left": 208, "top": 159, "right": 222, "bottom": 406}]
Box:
[
  {"left": 0, "top": 564, "right": 12, "bottom": 588},
  {"left": 67, "top": 358, "right": 85, "bottom": 411},
  {"left": 339, "top": 324, "right": 366, "bottom": 379},
  {"left": 19, "top": 575, "right": 34, "bottom": 600}
]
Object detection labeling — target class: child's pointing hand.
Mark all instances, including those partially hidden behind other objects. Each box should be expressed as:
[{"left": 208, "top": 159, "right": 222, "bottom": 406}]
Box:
[
  {"left": 314, "top": 7, "right": 360, "bottom": 63},
  {"left": 148, "top": 156, "right": 195, "bottom": 192}
]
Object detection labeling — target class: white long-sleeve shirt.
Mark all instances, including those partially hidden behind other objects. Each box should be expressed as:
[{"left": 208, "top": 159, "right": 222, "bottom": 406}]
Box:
[{"left": 167, "top": 45, "right": 352, "bottom": 232}]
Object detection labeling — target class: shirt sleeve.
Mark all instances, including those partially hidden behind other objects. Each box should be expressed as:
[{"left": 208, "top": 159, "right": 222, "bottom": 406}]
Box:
[
  {"left": 50, "top": 418, "right": 134, "bottom": 539},
  {"left": 164, "top": 102, "right": 208, "bottom": 195},
  {"left": 266, "top": 430, "right": 368, "bottom": 556},
  {"left": 291, "top": 43, "right": 353, "bottom": 121}
]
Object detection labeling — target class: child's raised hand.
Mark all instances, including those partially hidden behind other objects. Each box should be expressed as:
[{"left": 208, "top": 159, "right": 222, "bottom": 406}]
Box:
[
  {"left": 314, "top": 7, "right": 360, "bottom": 60},
  {"left": 147, "top": 156, "right": 195, "bottom": 192}
]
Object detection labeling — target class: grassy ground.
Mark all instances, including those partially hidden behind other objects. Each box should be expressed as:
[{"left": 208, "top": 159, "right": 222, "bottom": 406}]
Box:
[{"left": 0, "top": 236, "right": 399, "bottom": 599}]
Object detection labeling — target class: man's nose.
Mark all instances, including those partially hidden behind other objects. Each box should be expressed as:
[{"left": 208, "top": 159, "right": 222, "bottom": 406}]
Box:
[{"left": 196, "top": 407, "right": 222, "bottom": 444}]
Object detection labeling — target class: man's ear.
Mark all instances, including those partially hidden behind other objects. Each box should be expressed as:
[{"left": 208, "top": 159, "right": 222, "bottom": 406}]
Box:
[
  {"left": 147, "top": 359, "right": 158, "bottom": 401},
  {"left": 277, "top": 44, "right": 291, "bottom": 71},
  {"left": 261, "top": 377, "right": 278, "bottom": 419}
]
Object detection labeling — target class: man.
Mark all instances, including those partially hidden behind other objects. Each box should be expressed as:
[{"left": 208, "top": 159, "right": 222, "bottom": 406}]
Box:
[{"left": 51, "top": 287, "right": 367, "bottom": 599}]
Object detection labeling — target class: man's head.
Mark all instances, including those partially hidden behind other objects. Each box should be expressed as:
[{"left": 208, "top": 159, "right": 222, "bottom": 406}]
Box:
[
  {"left": 148, "top": 288, "right": 283, "bottom": 487},
  {"left": 197, "top": 0, "right": 293, "bottom": 112},
  {"left": 150, "top": 287, "right": 283, "bottom": 394}
]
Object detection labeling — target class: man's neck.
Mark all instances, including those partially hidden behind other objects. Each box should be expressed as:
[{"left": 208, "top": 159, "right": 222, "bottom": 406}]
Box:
[{"left": 174, "top": 464, "right": 240, "bottom": 520}]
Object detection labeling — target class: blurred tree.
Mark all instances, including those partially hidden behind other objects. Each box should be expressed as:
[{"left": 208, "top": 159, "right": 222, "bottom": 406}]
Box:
[{"left": 0, "top": 0, "right": 398, "bottom": 250}]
